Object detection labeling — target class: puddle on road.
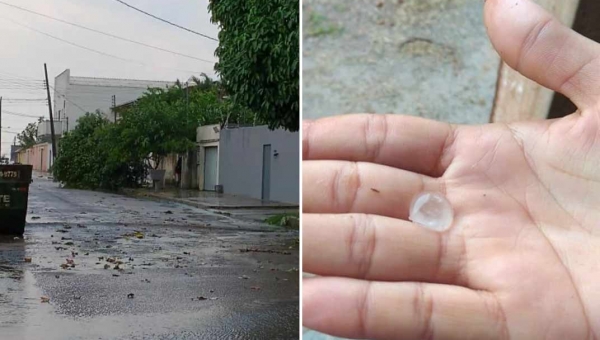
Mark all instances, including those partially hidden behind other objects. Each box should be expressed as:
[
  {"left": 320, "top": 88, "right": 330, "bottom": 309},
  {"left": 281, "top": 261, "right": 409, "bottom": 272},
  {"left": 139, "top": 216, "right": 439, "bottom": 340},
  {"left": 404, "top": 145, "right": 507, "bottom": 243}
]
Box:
[
  {"left": 0, "top": 228, "right": 298, "bottom": 339},
  {"left": 0, "top": 269, "right": 295, "bottom": 339}
]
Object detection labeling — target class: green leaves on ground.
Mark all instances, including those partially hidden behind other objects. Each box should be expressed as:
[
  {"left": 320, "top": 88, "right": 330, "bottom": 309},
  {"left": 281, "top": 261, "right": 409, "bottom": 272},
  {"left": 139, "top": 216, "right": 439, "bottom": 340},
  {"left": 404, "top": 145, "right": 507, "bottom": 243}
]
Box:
[{"left": 265, "top": 212, "right": 300, "bottom": 229}]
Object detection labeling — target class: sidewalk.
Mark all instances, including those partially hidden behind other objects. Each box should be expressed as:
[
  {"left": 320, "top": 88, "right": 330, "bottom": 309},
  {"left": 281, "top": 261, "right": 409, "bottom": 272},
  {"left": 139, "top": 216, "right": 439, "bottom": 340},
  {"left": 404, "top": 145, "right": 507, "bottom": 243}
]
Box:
[
  {"left": 32, "top": 171, "right": 52, "bottom": 179},
  {"left": 125, "top": 187, "right": 299, "bottom": 210},
  {"left": 124, "top": 187, "right": 299, "bottom": 229}
]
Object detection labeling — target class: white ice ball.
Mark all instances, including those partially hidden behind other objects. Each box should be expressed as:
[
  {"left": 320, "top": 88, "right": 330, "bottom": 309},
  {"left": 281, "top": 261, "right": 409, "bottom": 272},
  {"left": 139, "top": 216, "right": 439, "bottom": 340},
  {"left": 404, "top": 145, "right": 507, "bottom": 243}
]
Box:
[{"left": 409, "top": 192, "right": 454, "bottom": 232}]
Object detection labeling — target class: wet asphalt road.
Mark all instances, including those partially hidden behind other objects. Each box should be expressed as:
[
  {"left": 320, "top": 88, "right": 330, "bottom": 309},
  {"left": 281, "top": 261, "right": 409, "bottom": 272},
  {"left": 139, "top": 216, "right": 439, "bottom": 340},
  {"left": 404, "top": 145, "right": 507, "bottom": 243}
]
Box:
[{"left": 0, "top": 178, "right": 299, "bottom": 339}]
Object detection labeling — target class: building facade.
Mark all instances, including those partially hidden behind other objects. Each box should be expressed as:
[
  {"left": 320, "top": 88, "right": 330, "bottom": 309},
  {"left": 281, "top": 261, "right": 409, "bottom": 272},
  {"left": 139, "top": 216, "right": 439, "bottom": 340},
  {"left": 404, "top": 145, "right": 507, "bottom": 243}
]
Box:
[
  {"left": 16, "top": 143, "right": 53, "bottom": 172},
  {"left": 53, "top": 69, "right": 173, "bottom": 132},
  {"left": 218, "top": 126, "right": 299, "bottom": 204}
]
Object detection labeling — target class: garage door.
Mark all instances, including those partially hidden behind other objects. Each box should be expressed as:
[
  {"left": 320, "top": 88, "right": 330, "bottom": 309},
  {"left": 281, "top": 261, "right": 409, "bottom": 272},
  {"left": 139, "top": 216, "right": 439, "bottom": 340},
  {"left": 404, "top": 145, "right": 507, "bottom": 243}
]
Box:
[{"left": 203, "top": 146, "right": 218, "bottom": 191}]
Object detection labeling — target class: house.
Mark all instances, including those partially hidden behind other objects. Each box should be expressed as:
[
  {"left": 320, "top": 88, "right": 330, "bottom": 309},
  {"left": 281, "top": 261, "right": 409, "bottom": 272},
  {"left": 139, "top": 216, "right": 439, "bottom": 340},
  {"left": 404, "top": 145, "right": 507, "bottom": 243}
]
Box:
[
  {"left": 10, "top": 145, "right": 21, "bottom": 164},
  {"left": 196, "top": 124, "right": 299, "bottom": 204},
  {"left": 16, "top": 143, "right": 53, "bottom": 172},
  {"left": 18, "top": 69, "right": 176, "bottom": 172},
  {"left": 53, "top": 69, "right": 173, "bottom": 132}
]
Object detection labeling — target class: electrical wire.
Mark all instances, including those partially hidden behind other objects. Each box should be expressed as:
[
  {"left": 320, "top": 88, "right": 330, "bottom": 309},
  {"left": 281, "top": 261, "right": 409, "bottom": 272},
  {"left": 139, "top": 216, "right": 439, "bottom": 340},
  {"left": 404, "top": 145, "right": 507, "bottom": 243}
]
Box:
[
  {"left": 1, "top": 130, "right": 20, "bottom": 134},
  {"left": 0, "top": 16, "right": 208, "bottom": 75},
  {"left": 2, "top": 99, "right": 47, "bottom": 101},
  {"left": 0, "top": 70, "right": 43, "bottom": 82},
  {"left": 113, "top": 0, "right": 218, "bottom": 42},
  {"left": 2, "top": 101, "right": 47, "bottom": 105},
  {"left": 48, "top": 85, "right": 89, "bottom": 114},
  {"left": 2, "top": 110, "right": 44, "bottom": 119},
  {"left": 0, "top": 0, "right": 216, "bottom": 64},
  {"left": 0, "top": 80, "right": 46, "bottom": 89}
]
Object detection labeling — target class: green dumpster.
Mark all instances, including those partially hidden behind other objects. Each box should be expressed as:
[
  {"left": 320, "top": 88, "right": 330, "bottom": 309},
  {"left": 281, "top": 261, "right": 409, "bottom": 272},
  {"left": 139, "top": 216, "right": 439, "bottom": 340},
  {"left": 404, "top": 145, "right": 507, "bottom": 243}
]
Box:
[{"left": 0, "top": 165, "right": 33, "bottom": 235}]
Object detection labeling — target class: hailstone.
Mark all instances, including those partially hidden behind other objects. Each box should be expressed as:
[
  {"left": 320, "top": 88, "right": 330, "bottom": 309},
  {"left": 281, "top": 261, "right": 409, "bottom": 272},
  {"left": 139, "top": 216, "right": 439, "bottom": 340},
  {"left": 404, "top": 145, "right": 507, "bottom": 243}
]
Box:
[{"left": 409, "top": 192, "right": 454, "bottom": 232}]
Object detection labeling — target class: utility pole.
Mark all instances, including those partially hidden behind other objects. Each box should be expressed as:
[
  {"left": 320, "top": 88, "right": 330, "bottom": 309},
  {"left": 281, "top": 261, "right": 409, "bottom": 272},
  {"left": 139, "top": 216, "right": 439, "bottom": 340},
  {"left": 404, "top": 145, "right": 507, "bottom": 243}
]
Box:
[
  {"left": 44, "top": 63, "right": 57, "bottom": 161},
  {"left": 112, "top": 95, "right": 116, "bottom": 122},
  {"left": 185, "top": 84, "right": 189, "bottom": 130}
]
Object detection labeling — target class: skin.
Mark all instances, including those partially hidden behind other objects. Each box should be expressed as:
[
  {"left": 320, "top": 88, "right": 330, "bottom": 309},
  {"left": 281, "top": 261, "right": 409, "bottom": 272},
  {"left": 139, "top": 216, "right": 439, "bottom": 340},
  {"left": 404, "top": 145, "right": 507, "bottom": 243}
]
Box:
[{"left": 302, "top": 0, "right": 600, "bottom": 339}]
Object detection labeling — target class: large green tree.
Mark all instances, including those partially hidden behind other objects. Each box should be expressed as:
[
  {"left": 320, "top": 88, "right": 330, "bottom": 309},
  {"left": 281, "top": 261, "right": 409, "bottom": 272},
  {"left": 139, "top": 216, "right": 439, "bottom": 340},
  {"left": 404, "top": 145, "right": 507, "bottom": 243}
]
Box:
[
  {"left": 116, "top": 79, "right": 257, "bottom": 169},
  {"left": 208, "top": 0, "right": 299, "bottom": 131},
  {"left": 53, "top": 113, "right": 110, "bottom": 189},
  {"left": 53, "top": 75, "right": 255, "bottom": 190},
  {"left": 52, "top": 112, "right": 145, "bottom": 190}
]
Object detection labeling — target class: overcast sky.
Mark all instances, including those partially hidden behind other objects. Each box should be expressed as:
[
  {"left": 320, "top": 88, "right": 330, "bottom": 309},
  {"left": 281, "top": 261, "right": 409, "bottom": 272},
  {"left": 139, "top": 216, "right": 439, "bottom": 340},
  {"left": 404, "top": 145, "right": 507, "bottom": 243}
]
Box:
[{"left": 0, "top": 0, "right": 220, "bottom": 156}]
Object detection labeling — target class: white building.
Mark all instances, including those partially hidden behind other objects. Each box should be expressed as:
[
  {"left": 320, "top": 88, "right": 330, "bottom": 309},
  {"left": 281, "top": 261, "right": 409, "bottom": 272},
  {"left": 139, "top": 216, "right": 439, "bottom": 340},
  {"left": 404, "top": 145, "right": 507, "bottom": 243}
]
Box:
[{"left": 53, "top": 69, "right": 173, "bottom": 132}]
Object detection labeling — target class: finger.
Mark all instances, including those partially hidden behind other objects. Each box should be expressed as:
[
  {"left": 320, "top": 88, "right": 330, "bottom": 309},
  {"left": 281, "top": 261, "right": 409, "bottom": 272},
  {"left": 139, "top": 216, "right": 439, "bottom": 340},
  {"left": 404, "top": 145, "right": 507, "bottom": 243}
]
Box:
[
  {"left": 303, "top": 277, "right": 507, "bottom": 340},
  {"left": 302, "top": 214, "right": 464, "bottom": 283},
  {"left": 484, "top": 0, "right": 600, "bottom": 109},
  {"left": 303, "top": 114, "right": 455, "bottom": 177},
  {"left": 302, "top": 160, "right": 443, "bottom": 219}
]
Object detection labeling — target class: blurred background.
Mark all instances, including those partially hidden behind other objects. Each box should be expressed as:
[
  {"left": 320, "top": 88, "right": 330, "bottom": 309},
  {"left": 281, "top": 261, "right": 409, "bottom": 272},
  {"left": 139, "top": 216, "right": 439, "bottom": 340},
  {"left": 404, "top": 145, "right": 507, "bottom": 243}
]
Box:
[
  {"left": 302, "top": 0, "right": 599, "bottom": 338},
  {"left": 302, "top": 0, "right": 600, "bottom": 125},
  {"left": 303, "top": 0, "right": 498, "bottom": 124}
]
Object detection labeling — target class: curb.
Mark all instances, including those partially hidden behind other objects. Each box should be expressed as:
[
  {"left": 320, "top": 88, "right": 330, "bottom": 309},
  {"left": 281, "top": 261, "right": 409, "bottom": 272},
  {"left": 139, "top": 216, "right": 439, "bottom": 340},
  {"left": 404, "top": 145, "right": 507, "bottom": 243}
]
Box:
[{"left": 126, "top": 190, "right": 299, "bottom": 211}]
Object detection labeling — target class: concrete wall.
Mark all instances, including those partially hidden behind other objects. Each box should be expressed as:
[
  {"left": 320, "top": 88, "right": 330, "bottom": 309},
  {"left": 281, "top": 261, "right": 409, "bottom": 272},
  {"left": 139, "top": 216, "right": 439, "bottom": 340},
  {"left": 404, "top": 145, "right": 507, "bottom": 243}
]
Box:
[
  {"left": 18, "top": 143, "right": 52, "bottom": 172},
  {"left": 54, "top": 69, "right": 172, "bottom": 131},
  {"left": 16, "top": 150, "right": 26, "bottom": 165},
  {"left": 219, "top": 126, "right": 299, "bottom": 204},
  {"left": 158, "top": 153, "right": 178, "bottom": 185},
  {"left": 196, "top": 124, "right": 220, "bottom": 191},
  {"left": 181, "top": 150, "right": 197, "bottom": 189},
  {"left": 37, "top": 119, "right": 64, "bottom": 139}
]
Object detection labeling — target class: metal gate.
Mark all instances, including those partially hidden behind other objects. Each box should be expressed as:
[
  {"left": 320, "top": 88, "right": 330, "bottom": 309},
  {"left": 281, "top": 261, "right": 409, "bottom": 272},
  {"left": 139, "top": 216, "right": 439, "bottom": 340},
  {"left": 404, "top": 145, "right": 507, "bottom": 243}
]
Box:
[
  {"left": 261, "top": 144, "right": 271, "bottom": 200},
  {"left": 203, "top": 146, "right": 218, "bottom": 191}
]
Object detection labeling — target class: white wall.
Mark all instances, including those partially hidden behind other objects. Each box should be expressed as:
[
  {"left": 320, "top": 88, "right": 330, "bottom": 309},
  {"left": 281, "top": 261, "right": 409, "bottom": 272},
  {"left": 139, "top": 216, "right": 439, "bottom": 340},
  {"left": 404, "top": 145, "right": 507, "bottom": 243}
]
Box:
[
  {"left": 219, "top": 126, "right": 299, "bottom": 204},
  {"left": 37, "top": 120, "right": 64, "bottom": 138},
  {"left": 53, "top": 69, "right": 173, "bottom": 131},
  {"left": 53, "top": 69, "right": 70, "bottom": 123}
]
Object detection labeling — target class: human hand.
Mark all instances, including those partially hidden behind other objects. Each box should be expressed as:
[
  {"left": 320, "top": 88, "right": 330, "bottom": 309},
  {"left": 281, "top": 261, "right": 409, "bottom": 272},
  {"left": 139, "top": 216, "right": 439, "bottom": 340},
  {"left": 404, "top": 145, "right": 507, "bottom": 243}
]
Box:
[{"left": 302, "top": 0, "right": 600, "bottom": 339}]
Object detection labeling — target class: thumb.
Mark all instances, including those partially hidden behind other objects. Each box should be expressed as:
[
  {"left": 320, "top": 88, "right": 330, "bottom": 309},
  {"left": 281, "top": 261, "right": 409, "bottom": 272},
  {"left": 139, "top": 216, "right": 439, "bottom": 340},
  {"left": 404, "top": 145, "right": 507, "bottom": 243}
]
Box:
[{"left": 484, "top": 0, "right": 600, "bottom": 110}]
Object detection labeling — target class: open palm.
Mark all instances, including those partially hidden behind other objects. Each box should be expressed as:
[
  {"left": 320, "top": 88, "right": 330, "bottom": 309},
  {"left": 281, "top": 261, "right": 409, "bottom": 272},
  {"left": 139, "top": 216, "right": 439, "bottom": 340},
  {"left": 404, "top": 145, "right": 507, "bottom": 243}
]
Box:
[{"left": 302, "top": 1, "right": 600, "bottom": 339}]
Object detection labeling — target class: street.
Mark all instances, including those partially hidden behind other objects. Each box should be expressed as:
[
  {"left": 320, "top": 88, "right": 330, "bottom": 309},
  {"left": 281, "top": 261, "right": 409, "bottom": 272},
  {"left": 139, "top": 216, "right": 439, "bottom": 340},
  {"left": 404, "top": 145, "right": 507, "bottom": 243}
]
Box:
[{"left": 0, "top": 177, "right": 299, "bottom": 339}]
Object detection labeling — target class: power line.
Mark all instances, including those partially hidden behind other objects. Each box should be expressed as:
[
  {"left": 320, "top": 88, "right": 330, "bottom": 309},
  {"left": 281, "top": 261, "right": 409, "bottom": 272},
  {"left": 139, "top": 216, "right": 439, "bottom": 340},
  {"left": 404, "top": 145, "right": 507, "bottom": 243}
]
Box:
[
  {"left": 0, "top": 16, "right": 207, "bottom": 75},
  {"left": 0, "top": 0, "right": 216, "bottom": 64},
  {"left": 0, "top": 70, "right": 42, "bottom": 82},
  {"left": 0, "top": 79, "right": 44, "bottom": 84},
  {"left": 113, "top": 0, "right": 218, "bottom": 42},
  {"left": 48, "top": 85, "right": 89, "bottom": 114},
  {"left": 2, "top": 98, "right": 47, "bottom": 101},
  {"left": 0, "top": 80, "right": 45, "bottom": 89},
  {"left": 2, "top": 101, "right": 47, "bottom": 105},
  {"left": 3, "top": 111, "right": 44, "bottom": 119}
]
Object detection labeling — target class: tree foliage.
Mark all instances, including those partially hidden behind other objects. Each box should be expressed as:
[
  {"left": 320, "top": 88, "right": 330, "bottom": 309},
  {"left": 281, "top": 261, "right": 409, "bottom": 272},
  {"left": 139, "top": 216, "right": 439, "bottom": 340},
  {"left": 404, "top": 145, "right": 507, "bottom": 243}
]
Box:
[
  {"left": 53, "top": 75, "right": 255, "bottom": 190},
  {"left": 53, "top": 112, "right": 147, "bottom": 190},
  {"left": 116, "top": 79, "right": 257, "bottom": 169},
  {"left": 208, "top": 0, "right": 299, "bottom": 131},
  {"left": 17, "top": 117, "right": 44, "bottom": 148}
]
